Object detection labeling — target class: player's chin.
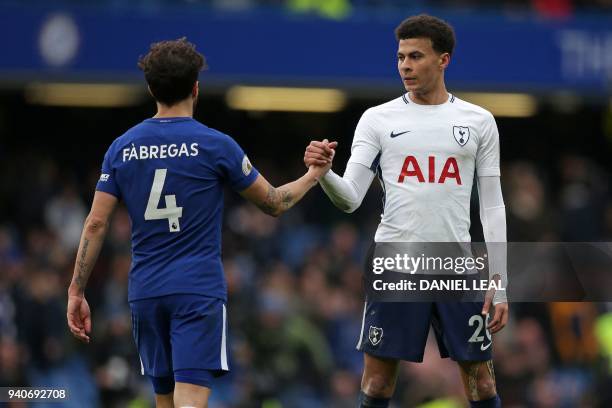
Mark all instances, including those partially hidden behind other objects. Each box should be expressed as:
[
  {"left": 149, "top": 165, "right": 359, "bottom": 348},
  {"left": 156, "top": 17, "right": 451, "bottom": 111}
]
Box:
[{"left": 402, "top": 83, "right": 418, "bottom": 93}]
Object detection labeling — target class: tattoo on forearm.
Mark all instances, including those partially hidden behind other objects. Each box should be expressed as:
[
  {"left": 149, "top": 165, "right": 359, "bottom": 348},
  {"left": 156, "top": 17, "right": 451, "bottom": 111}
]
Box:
[
  {"left": 260, "top": 186, "right": 278, "bottom": 215},
  {"left": 260, "top": 185, "right": 294, "bottom": 215},
  {"left": 280, "top": 190, "right": 293, "bottom": 209},
  {"left": 74, "top": 238, "right": 90, "bottom": 290}
]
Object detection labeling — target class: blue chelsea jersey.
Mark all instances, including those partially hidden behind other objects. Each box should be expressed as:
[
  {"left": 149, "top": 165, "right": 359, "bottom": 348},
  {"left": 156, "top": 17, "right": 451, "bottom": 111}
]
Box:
[{"left": 96, "top": 117, "right": 259, "bottom": 302}]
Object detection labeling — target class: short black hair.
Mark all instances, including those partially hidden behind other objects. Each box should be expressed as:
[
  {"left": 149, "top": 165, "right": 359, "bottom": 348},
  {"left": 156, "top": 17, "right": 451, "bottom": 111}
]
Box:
[
  {"left": 395, "top": 14, "right": 455, "bottom": 56},
  {"left": 138, "top": 37, "right": 207, "bottom": 106}
]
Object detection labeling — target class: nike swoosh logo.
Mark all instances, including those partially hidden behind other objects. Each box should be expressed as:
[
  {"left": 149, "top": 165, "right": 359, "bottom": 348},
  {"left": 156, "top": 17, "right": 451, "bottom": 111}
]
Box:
[
  {"left": 480, "top": 341, "right": 492, "bottom": 351},
  {"left": 390, "top": 130, "right": 411, "bottom": 138}
]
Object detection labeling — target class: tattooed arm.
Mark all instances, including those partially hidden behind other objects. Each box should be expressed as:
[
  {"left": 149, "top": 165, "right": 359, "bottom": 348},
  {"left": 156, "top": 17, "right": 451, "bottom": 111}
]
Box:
[
  {"left": 67, "top": 191, "right": 117, "bottom": 343},
  {"left": 240, "top": 165, "right": 331, "bottom": 217}
]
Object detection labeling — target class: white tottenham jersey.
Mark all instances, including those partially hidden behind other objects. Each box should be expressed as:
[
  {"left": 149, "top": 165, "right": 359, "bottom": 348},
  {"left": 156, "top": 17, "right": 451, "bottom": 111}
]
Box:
[{"left": 349, "top": 93, "right": 500, "bottom": 242}]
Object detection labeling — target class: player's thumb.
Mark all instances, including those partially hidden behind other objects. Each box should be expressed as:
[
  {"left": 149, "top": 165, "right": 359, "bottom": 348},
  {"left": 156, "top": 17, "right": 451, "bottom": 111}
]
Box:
[
  {"left": 67, "top": 315, "right": 78, "bottom": 332},
  {"left": 84, "top": 315, "right": 92, "bottom": 333},
  {"left": 328, "top": 141, "right": 338, "bottom": 149},
  {"left": 67, "top": 304, "right": 81, "bottom": 328},
  {"left": 481, "top": 297, "right": 491, "bottom": 316}
]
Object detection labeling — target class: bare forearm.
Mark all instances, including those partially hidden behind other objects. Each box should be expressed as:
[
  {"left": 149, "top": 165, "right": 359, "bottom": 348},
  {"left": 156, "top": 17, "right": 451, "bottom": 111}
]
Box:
[
  {"left": 258, "top": 172, "right": 318, "bottom": 217},
  {"left": 68, "top": 217, "right": 108, "bottom": 296}
]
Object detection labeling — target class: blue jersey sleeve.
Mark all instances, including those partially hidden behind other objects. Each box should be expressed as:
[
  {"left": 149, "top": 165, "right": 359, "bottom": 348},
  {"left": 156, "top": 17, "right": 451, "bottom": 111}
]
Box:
[
  {"left": 96, "top": 144, "right": 121, "bottom": 199},
  {"left": 217, "top": 136, "right": 259, "bottom": 191}
]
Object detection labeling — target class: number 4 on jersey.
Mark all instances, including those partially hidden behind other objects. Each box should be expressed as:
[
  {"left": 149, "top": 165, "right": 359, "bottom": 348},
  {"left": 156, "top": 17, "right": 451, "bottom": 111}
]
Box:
[{"left": 145, "top": 168, "right": 183, "bottom": 232}]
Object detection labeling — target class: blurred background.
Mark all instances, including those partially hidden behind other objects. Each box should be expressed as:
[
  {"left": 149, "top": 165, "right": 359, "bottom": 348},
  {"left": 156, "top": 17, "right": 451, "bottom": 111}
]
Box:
[{"left": 1, "top": 0, "right": 612, "bottom": 407}]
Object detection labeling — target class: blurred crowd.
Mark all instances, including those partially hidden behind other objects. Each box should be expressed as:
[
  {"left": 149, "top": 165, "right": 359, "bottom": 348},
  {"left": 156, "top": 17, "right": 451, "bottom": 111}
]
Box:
[
  {"left": 1, "top": 148, "right": 612, "bottom": 407},
  {"left": 3, "top": 0, "right": 611, "bottom": 18}
]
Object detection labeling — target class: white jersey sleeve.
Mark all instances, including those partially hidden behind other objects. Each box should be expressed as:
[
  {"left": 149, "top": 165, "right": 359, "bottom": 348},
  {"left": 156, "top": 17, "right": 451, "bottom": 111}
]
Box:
[
  {"left": 476, "top": 113, "right": 501, "bottom": 177},
  {"left": 347, "top": 109, "right": 382, "bottom": 171},
  {"left": 477, "top": 175, "right": 508, "bottom": 305},
  {"left": 319, "top": 163, "right": 375, "bottom": 213}
]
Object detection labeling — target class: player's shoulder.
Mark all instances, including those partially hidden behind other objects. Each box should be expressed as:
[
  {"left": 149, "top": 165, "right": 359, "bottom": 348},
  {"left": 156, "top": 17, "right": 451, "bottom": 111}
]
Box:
[
  {"left": 360, "top": 95, "right": 407, "bottom": 121},
  {"left": 450, "top": 95, "right": 495, "bottom": 121},
  {"left": 198, "top": 124, "right": 232, "bottom": 141},
  {"left": 105, "top": 121, "right": 146, "bottom": 152},
  {"left": 366, "top": 95, "right": 407, "bottom": 114},
  {"left": 198, "top": 124, "right": 242, "bottom": 150}
]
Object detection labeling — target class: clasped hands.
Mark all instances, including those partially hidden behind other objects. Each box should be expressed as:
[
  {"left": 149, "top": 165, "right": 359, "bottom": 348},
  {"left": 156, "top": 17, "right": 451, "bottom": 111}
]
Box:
[{"left": 304, "top": 139, "right": 338, "bottom": 175}]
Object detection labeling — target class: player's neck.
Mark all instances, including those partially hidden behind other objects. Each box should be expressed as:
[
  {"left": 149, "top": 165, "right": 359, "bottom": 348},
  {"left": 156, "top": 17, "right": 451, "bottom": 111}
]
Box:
[
  {"left": 154, "top": 99, "right": 194, "bottom": 119},
  {"left": 408, "top": 86, "right": 448, "bottom": 105}
]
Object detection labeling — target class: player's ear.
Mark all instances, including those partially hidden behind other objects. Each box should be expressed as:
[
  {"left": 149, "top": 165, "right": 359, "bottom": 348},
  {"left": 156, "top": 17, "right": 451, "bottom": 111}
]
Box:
[
  {"left": 439, "top": 53, "right": 450, "bottom": 70},
  {"left": 192, "top": 81, "right": 199, "bottom": 99},
  {"left": 147, "top": 85, "right": 154, "bottom": 98}
]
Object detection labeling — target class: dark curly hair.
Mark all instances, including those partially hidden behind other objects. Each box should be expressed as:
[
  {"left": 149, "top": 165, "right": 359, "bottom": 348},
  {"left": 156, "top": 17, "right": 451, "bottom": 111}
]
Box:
[
  {"left": 395, "top": 14, "right": 455, "bottom": 56},
  {"left": 138, "top": 38, "right": 207, "bottom": 106}
]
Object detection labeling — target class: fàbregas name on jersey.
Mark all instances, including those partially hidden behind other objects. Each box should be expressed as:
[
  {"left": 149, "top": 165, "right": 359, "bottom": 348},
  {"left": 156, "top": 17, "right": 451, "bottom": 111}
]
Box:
[{"left": 122, "top": 143, "right": 199, "bottom": 162}]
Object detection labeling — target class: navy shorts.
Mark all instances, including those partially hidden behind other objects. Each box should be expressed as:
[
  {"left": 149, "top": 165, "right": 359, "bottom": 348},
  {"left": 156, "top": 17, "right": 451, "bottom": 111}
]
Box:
[
  {"left": 130, "top": 294, "right": 229, "bottom": 393},
  {"left": 356, "top": 301, "right": 492, "bottom": 362}
]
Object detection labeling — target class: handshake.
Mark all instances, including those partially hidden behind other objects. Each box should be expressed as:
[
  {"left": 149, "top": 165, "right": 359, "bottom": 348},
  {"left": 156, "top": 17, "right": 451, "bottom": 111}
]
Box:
[{"left": 303, "top": 139, "right": 338, "bottom": 179}]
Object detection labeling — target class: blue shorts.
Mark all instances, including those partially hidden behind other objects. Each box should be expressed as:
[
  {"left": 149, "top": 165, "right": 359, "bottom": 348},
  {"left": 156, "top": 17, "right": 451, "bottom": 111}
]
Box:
[
  {"left": 130, "top": 294, "right": 229, "bottom": 394},
  {"left": 356, "top": 301, "right": 493, "bottom": 362}
]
